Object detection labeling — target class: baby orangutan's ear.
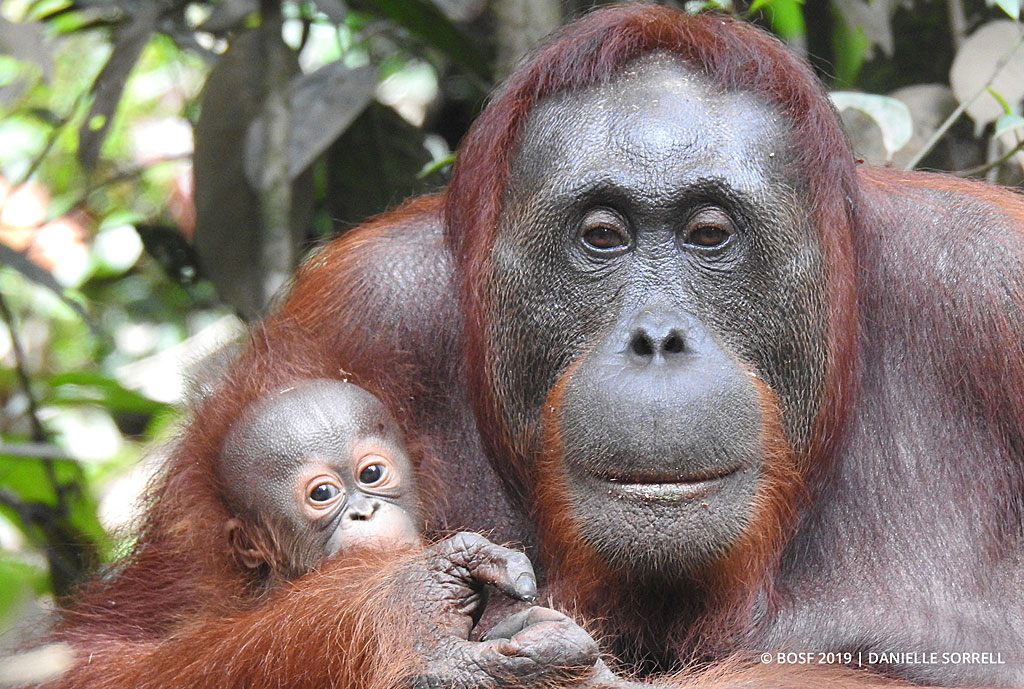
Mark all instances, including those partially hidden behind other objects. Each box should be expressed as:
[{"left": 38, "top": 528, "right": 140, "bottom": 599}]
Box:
[{"left": 224, "top": 518, "right": 266, "bottom": 570}]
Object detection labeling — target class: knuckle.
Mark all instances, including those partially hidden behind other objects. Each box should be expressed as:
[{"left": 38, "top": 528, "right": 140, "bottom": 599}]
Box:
[{"left": 455, "top": 531, "right": 486, "bottom": 548}]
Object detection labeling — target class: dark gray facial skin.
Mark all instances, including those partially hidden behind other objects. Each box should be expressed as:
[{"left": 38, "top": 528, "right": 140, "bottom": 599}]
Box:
[
  {"left": 218, "top": 380, "right": 421, "bottom": 568},
  {"left": 486, "top": 53, "right": 828, "bottom": 578}
]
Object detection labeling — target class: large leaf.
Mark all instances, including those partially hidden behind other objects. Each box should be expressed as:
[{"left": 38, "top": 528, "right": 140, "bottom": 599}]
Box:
[
  {"left": 77, "top": 2, "right": 162, "bottom": 171},
  {"left": 325, "top": 101, "right": 440, "bottom": 231},
  {"left": 245, "top": 62, "right": 377, "bottom": 186},
  {"left": 0, "top": 244, "right": 93, "bottom": 328},
  {"left": 191, "top": 30, "right": 312, "bottom": 321},
  {"left": 841, "top": 84, "right": 984, "bottom": 171},
  {"left": 888, "top": 84, "right": 982, "bottom": 170},
  {"left": 46, "top": 371, "right": 172, "bottom": 416},
  {"left": 950, "top": 21, "right": 1024, "bottom": 135},
  {"left": 761, "top": 0, "right": 807, "bottom": 46},
  {"left": 831, "top": 91, "right": 913, "bottom": 162},
  {"left": 351, "top": 0, "right": 489, "bottom": 78}
]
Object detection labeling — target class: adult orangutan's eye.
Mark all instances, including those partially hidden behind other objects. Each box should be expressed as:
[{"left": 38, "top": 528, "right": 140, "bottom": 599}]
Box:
[
  {"left": 688, "top": 225, "right": 730, "bottom": 247},
  {"left": 579, "top": 209, "right": 630, "bottom": 255},
  {"left": 682, "top": 207, "right": 734, "bottom": 250},
  {"left": 583, "top": 225, "right": 626, "bottom": 250}
]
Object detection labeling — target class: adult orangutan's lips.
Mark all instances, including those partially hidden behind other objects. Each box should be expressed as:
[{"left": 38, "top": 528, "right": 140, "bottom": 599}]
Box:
[{"left": 592, "top": 466, "right": 742, "bottom": 502}]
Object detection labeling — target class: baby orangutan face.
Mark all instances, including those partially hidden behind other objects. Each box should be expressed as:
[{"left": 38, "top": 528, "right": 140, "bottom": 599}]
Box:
[
  {"left": 297, "top": 432, "right": 419, "bottom": 555},
  {"left": 217, "top": 380, "right": 422, "bottom": 580}
]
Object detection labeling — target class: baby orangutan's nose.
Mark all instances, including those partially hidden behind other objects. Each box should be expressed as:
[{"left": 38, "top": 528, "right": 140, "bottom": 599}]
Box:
[{"left": 346, "top": 495, "right": 379, "bottom": 521}]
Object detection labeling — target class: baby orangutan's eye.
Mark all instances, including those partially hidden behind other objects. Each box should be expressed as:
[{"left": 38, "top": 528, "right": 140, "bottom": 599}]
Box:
[
  {"left": 358, "top": 463, "right": 386, "bottom": 486},
  {"left": 309, "top": 482, "right": 341, "bottom": 503}
]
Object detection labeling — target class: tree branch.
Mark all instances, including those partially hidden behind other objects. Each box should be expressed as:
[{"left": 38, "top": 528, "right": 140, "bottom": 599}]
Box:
[
  {"left": 255, "top": 0, "right": 295, "bottom": 309},
  {"left": 904, "top": 25, "right": 1024, "bottom": 171}
]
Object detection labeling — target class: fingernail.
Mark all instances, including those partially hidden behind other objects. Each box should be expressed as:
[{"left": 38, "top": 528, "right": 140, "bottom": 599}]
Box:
[
  {"left": 499, "top": 641, "right": 521, "bottom": 656},
  {"left": 516, "top": 572, "right": 537, "bottom": 601}
]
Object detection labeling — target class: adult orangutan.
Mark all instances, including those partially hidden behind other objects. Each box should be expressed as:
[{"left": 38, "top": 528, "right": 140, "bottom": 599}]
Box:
[{"left": 49, "top": 4, "right": 1024, "bottom": 688}]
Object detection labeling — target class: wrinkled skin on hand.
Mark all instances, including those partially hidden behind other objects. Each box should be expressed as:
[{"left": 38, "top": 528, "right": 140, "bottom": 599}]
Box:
[{"left": 403, "top": 533, "right": 602, "bottom": 689}]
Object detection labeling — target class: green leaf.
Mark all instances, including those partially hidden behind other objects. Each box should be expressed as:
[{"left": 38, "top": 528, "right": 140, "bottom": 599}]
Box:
[
  {"left": 0, "top": 454, "right": 104, "bottom": 539},
  {"left": 45, "top": 371, "right": 172, "bottom": 416},
  {"left": 748, "top": 0, "right": 793, "bottom": 15},
  {"left": 0, "top": 552, "right": 49, "bottom": 626},
  {"left": 0, "top": 456, "right": 77, "bottom": 511},
  {"left": 763, "top": 0, "right": 806, "bottom": 44},
  {"left": 0, "top": 245, "right": 94, "bottom": 330},
  {"left": 830, "top": 4, "right": 869, "bottom": 86},
  {"left": 994, "top": 113, "right": 1024, "bottom": 139},
  {"left": 0, "top": 452, "right": 106, "bottom": 592},
  {"left": 418, "top": 152, "right": 455, "bottom": 179},
  {"left": 353, "top": 0, "right": 489, "bottom": 79},
  {"left": 987, "top": 87, "right": 1013, "bottom": 115}
]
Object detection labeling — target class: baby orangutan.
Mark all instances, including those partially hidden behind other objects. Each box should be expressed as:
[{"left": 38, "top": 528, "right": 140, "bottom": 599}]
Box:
[
  {"left": 212, "top": 379, "right": 608, "bottom": 689},
  {"left": 217, "top": 379, "right": 423, "bottom": 585}
]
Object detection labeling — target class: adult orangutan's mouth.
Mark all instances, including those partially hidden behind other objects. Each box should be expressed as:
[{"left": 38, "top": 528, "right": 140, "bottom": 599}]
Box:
[{"left": 592, "top": 466, "right": 742, "bottom": 502}]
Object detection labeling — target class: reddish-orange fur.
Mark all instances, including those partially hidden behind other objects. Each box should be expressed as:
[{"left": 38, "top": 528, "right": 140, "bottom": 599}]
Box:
[{"left": 54, "top": 548, "right": 424, "bottom": 689}]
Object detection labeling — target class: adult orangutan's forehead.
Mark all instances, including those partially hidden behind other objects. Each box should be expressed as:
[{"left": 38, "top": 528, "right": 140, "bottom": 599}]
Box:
[{"left": 507, "top": 52, "right": 793, "bottom": 201}]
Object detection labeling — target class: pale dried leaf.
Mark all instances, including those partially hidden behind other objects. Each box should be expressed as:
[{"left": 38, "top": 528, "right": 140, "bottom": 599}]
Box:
[
  {"left": 887, "top": 84, "right": 965, "bottom": 168},
  {"left": 832, "top": 91, "right": 913, "bottom": 161},
  {"left": 989, "top": 0, "right": 1021, "bottom": 20},
  {"left": 950, "top": 20, "right": 1024, "bottom": 135},
  {"left": 0, "top": 643, "right": 74, "bottom": 685},
  {"left": 995, "top": 113, "right": 1024, "bottom": 138}
]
